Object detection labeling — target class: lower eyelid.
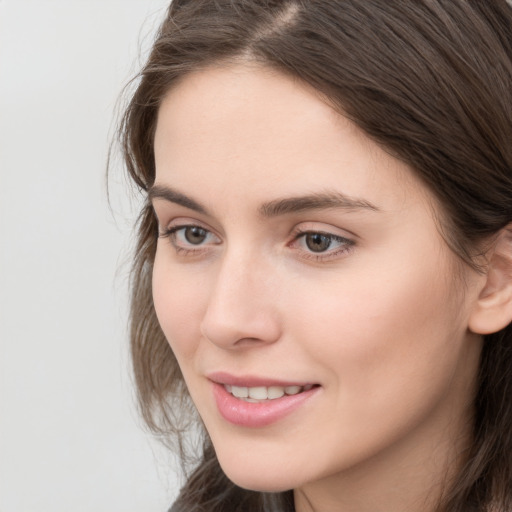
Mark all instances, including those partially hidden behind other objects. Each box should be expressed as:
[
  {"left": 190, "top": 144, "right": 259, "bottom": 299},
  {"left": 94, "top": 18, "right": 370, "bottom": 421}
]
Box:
[
  {"left": 297, "top": 244, "right": 354, "bottom": 263},
  {"left": 293, "top": 231, "right": 353, "bottom": 245}
]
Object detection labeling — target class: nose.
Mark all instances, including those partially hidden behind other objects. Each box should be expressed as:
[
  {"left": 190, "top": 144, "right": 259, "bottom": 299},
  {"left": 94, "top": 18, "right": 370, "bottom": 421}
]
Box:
[{"left": 200, "top": 249, "right": 282, "bottom": 350}]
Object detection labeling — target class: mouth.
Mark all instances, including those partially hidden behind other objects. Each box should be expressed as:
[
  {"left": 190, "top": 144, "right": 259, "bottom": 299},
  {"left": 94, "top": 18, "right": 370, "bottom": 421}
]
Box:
[
  {"left": 208, "top": 373, "right": 321, "bottom": 427},
  {"left": 223, "top": 383, "right": 318, "bottom": 402}
]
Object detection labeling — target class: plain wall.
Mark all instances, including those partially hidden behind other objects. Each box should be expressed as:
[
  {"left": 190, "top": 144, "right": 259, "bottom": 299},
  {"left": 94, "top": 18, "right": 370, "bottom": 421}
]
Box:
[{"left": 0, "top": 1, "right": 179, "bottom": 510}]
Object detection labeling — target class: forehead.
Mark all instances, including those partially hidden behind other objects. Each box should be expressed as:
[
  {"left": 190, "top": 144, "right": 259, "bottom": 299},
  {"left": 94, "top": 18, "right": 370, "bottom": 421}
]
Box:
[{"left": 153, "top": 64, "right": 425, "bottom": 212}]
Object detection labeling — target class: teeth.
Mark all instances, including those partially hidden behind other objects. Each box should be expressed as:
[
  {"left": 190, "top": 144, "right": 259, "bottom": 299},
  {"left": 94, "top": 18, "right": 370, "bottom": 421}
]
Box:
[
  {"left": 231, "top": 386, "right": 249, "bottom": 398},
  {"left": 248, "top": 386, "right": 268, "bottom": 400},
  {"left": 267, "top": 386, "right": 285, "bottom": 399},
  {"left": 225, "top": 384, "right": 312, "bottom": 401},
  {"left": 284, "top": 385, "right": 302, "bottom": 395}
]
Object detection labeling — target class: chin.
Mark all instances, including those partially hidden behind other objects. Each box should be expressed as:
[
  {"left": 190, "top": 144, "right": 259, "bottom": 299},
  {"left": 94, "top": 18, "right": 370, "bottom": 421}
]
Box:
[
  {"left": 224, "top": 472, "right": 294, "bottom": 493},
  {"left": 216, "top": 454, "right": 300, "bottom": 492}
]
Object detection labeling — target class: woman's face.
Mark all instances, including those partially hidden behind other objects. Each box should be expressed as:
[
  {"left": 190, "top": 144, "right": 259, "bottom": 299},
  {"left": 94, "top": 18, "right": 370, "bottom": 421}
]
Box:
[{"left": 151, "top": 65, "right": 483, "bottom": 497}]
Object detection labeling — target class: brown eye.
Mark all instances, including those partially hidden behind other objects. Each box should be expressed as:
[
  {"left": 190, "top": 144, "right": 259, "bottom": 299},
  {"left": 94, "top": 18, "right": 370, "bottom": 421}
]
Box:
[
  {"left": 162, "top": 224, "right": 220, "bottom": 252},
  {"left": 305, "top": 233, "right": 332, "bottom": 252},
  {"left": 184, "top": 226, "right": 208, "bottom": 244}
]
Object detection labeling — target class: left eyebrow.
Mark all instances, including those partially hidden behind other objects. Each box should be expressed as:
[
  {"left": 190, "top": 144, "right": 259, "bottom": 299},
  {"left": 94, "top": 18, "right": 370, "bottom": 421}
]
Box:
[{"left": 259, "top": 192, "right": 380, "bottom": 217}]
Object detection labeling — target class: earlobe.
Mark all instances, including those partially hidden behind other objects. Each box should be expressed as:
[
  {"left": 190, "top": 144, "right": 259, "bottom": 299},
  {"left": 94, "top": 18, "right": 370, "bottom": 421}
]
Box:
[{"left": 469, "top": 226, "right": 512, "bottom": 335}]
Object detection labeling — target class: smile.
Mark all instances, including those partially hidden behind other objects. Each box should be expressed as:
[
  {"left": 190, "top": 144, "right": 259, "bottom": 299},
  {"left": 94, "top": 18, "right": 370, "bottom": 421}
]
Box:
[
  {"left": 224, "top": 384, "right": 316, "bottom": 402},
  {"left": 210, "top": 377, "right": 321, "bottom": 427}
]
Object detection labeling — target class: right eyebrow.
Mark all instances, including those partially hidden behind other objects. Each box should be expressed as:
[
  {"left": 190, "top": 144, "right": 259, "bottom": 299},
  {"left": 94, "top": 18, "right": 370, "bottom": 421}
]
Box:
[{"left": 148, "top": 184, "right": 209, "bottom": 215}]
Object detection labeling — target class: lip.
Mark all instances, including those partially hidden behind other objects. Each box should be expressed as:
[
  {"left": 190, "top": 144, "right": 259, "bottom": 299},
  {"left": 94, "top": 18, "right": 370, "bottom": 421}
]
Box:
[
  {"left": 207, "top": 371, "right": 313, "bottom": 388},
  {"left": 208, "top": 373, "right": 321, "bottom": 428}
]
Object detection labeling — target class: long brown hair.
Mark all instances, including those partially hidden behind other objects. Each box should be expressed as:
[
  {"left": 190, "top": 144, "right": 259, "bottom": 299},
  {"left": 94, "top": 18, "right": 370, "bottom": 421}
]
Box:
[{"left": 117, "top": 1, "right": 512, "bottom": 510}]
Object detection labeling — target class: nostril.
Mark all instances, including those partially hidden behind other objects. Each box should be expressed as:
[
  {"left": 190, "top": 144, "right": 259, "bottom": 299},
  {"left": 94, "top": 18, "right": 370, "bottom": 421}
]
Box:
[
  {"left": 200, "top": 265, "right": 282, "bottom": 348},
  {"left": 200, "top": 312, "right": 281, "bottom": 349},
  {"left": 233, "top": 337, "right": 266, "bottom": 346}
]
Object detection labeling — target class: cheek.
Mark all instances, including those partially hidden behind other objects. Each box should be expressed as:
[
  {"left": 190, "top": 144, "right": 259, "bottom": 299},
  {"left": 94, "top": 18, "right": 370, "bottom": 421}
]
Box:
[
  {"left": 152, "top": 250, "right": 207, "bottom": 362},
  {"left": 289, "top": 251, "right": 466, "bottom": 415},
  {"left": 269, "top": 253, "right": 474, "bottom": 474}
]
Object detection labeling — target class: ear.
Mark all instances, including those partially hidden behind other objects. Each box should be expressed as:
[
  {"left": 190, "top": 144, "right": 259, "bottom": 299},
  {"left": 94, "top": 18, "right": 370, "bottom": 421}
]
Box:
[{"left": 469, "top": 225, "right": 512, "bottom": 335}]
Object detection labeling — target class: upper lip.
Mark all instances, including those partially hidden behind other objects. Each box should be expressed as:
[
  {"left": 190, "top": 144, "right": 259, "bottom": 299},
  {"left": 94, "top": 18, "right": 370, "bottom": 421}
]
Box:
[{"left": 207, "top": 371, "right": 317, "bottom": 388}]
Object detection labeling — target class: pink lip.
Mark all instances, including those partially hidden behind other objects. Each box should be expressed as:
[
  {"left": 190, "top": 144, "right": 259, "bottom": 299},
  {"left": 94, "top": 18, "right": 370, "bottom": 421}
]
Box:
[
  {"left": 207, "top": 371, "right": 312, "bottom": 388},
  {"left": 208, "top": 373, "right": 320, "bottom": 428}
]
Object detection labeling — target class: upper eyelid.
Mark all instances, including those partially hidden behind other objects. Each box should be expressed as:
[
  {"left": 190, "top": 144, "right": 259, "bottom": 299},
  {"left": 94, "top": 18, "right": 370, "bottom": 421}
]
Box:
[
  {"left": 294, "top": 231, "right": 353, "bottom": 242},
  {"left": 291, "top": 230, "right": 355, "bottom": 249},
  {"left": 291, "top": 222, "right": 357, "bottom": 241},
  {"left": 157, "top": 217, "right": 357, "bottom": 247},
  {"left": 293, "top": 226, "right": 351, "bottom": 237},
  {"left": 157, "top": 215, "right": 215, "bottom": 232}
]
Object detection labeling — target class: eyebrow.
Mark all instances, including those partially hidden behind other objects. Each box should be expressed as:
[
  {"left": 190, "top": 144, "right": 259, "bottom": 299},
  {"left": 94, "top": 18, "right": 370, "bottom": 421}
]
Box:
[
  {"left": 148, "top": 184, "right": 379, "bottom": 217},
  {"left": 259, "top": 192, "right": 379, "bottom": 217},
  {"left": 148, "top": 185, "right": 208, "bottom": 214}
]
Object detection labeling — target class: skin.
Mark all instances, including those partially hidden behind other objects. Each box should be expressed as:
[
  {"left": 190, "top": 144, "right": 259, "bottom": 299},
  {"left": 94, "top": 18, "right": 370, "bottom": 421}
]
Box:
[{"left": 151, "top": 64, "right": 484, "bottom": 512}]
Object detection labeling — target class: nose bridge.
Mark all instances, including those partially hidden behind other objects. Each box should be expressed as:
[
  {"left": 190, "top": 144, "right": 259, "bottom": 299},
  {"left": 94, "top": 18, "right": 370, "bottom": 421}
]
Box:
[{"left": 200, "top": 244, "right": 281, "bottom": 348}]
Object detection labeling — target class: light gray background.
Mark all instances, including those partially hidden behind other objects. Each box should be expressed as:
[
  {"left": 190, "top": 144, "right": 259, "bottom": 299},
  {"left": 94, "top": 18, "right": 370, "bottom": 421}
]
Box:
[{"left": 0, "top": 1, "right": 179, "bottom": 510}]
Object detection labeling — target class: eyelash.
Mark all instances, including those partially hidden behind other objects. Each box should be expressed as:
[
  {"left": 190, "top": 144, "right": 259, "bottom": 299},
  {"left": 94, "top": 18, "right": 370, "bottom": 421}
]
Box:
[
  {"left": 290, "top": 227, "right": 355, "bottom": 261},
  {"left": 158, "top": 224, "right": 355, "bottom": 261},
  {"left": 158, "top": 224, "right": 218, "bottom": 257}
]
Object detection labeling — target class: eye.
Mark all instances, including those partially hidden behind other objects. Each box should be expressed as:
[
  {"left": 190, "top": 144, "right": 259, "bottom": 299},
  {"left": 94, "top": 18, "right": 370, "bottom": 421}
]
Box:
[
  {"left": 159, "top": 224, "right": 221, "bottom": 253},
  {"left": 303, "top": 233, "right": 335, "bottom": 253},
  {"left": 291, "top": 228, "right": 355, "bottom": 260},
  {"left": 180, "top": 226, "right": 208, "bottom": 245}
]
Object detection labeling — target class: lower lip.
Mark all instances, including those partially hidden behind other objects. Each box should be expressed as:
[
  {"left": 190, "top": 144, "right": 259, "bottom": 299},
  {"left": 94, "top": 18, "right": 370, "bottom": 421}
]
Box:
[{"left": 212, "top": 382, "right": 320, "bottom": 428}]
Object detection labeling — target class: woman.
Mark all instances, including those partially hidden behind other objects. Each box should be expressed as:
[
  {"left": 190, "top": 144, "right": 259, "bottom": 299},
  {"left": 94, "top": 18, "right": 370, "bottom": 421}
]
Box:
[{"left": 117, "top": 1, "right": 512, "bottom": 510}]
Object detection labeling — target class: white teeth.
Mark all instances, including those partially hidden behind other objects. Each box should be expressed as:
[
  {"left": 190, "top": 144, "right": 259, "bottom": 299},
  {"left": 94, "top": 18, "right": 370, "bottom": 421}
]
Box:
[
  {"left": 231, "top": 385, "right": 249, "bottom": 398},
  {"left": 224, "top": 384, "right": 311, "bottom": 401},
  {"left": 284, "top": 385, "right": 302, "bottom": 395},
  {"left": 248, "top": 386, "right": 268, "bottom": 400},
  {"left": 267, "top": 386, "right": 285, "bottom": 399}
]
